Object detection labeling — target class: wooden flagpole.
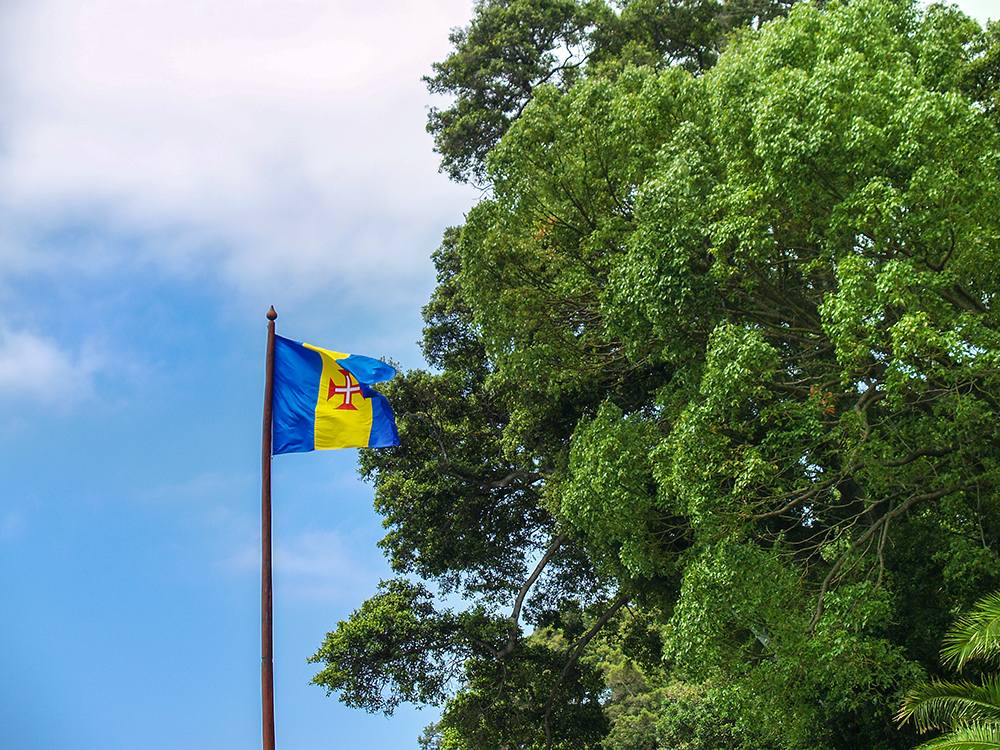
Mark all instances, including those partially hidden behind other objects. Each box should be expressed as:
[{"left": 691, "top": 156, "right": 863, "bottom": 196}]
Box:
[{"left": 261, "top": 305, "right": 277, "bottom": 750}]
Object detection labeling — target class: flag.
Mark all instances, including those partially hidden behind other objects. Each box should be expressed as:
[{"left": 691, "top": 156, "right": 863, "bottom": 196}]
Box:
[{"left": 271, "top": 335, "right": 399, "bottom": 454}]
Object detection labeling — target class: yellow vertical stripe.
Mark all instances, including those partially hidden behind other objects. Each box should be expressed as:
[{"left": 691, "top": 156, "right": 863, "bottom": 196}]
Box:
[{"left": 304, "top": 343, "right": 374, "bottom": 449}]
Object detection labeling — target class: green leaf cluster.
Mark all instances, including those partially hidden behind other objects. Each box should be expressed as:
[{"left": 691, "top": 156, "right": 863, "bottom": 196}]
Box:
[{"left": 425, "top": 0, "right": 797, "bottom": 183}]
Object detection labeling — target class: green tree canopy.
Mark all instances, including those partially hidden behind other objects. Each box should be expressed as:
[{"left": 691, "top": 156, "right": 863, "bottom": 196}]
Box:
[
  {"left": 313, "top": 1, "right": 1000, "bottom": 748},
  {"left": 425, "top": 0, "right": 798, "bottom": 184}
]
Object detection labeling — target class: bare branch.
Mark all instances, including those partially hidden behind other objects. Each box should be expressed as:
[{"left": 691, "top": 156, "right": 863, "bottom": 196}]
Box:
[
  {"left": 750, "top": 480, "right": 830, "bottom": 521},
  {"left": 854, "top": 385, "right": 884, "bottom": 414}
]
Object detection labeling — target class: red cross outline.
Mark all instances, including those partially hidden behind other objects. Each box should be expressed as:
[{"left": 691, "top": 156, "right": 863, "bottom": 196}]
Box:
[{"left": 327, "top": 368, "right": 364, "bottom": 410}]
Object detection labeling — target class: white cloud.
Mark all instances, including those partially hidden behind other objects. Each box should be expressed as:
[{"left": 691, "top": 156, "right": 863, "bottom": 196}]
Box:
[
  {"left": 0, "top": 323, "right": 102, "bottom": 403},
  {"left": 0, "top": 0, "right": 990, "bottom": 306},
  {"left": 276, "top": 529, "right": 382, "bottom": 601},
  {"left": 0, "top": 0, "right": 477, "bottom": 297}
]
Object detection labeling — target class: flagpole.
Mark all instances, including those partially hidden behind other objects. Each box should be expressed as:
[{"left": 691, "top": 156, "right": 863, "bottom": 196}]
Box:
[{"left": 261, "top": 305, "right": 277, "bottom": 750}]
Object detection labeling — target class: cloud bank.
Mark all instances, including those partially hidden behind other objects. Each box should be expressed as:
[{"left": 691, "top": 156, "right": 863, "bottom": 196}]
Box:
[
  {"left": 0, "top": 0, "right": 476, "bottom": 402},
  {"left": 0, "top": 0, "right": 474, "bottom": 289}
]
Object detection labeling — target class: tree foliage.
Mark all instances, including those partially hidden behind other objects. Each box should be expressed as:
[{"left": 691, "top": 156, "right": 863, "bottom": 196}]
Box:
[
  {"left": 898, "top": 592, "right": 1000, "bottom": 749},
  {"left": 312, "top": 1, "right": 1000, "bottom": 748},
  {"left": 425, "top": 0, "right": 607, "bottom": 184},
  {"left": 425, "top": 0, "right": 797, "bottom": 183}
]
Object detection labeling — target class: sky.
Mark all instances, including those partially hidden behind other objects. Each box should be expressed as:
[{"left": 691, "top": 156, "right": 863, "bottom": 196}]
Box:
[{"left": 0, "top": 1, "right": 994, "bottom": 749}]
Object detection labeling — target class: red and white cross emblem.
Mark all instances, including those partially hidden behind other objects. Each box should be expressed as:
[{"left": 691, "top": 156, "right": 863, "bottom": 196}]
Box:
[{"left": 328, "top": 369, "right": 363, "bottom": 410}]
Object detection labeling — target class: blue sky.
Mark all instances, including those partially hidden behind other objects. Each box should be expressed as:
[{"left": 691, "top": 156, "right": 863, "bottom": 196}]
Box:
[
  {"left": 0, "top": 1, "right": 994, "bottom": 749},
  {"left": 0, "top": 1, "right": 477, "bottom": 748}
]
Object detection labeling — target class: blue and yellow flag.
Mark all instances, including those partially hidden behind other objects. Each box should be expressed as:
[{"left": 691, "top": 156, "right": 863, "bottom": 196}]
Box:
[{"left": 271, "top": 335, "right": 399, "bottom": 454}]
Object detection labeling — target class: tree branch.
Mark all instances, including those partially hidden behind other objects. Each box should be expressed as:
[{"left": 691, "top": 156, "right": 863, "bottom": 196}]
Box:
[
  {"left": 488, "top": 470, "right": 546, "bottom": 489},
  {"left": 808, "top": 482, "right": 965, "bottom": 634},
  {"left": 880, "top": 447, "right": 953, "bottom": 468},
  {"left": 498, "top": 534, "right": 567, "bottom": 659}
]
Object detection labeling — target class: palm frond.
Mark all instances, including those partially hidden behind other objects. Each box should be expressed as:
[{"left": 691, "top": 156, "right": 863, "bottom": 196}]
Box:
[
  {"left": 898, "top": 676, "right": 1000, "bottom": 732},
  {"left": 943, "top": 592, "right": 1000, "bottom": 671},
  {"left": 912, "top": 723, "right": 1000, "bottom": 750}
]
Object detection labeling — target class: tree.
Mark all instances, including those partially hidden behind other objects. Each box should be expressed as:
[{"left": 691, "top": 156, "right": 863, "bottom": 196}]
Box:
[
  {"left": 314, "top": 1, "right": 1000, "bottom": 747},
  {"left": 311, "top": 228, "right": 623, "bottom": 749},
  {"left": 590, "top": 0, "right": 797, "bottom": 73},
  {"left": 424, "top": 0, "right": 607, "bottom": 184},
  {"left": 424, "top": 0, "right": 799, "bottom": 184},
  {"left": 898, "top": 591, "right": 1000, "bottom": 749}
]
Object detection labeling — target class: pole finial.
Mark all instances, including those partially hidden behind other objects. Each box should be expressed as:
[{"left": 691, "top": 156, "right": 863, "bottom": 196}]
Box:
[{"left": 267, "top": 306, "right": 277, "bottom": 321}]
